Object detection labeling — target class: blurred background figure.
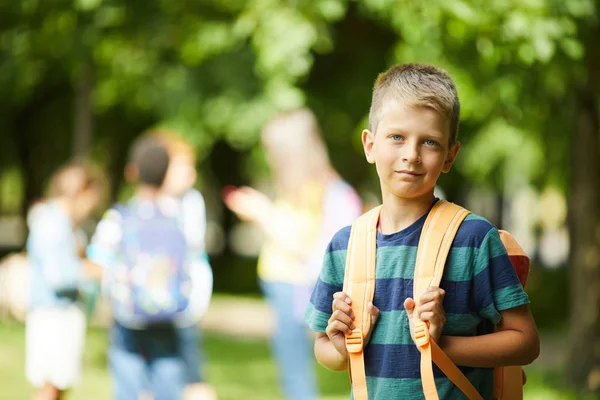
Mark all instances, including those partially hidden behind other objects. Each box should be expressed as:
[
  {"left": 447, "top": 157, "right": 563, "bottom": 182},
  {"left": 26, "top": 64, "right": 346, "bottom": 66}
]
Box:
[
  {"left": 25, "top": 161, "right": 105, "bottom": 400},
  {"left": 224, "top": 108, "right": 361, "bottom": 400},
  {"left": 153, "top": 130, "right": 218, "bottom": 400},
  {"left": 87, "top": 136, "right": 187, "bottom": 400}
]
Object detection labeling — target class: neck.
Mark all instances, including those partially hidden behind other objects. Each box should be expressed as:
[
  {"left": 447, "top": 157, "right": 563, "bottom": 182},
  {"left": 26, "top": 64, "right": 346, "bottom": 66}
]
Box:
[
  {"left": 136, "top": 185, "right": 160, "bottom": 200},
  {"left": 378, "top": 190, "right": 435, "bottom": 234}
]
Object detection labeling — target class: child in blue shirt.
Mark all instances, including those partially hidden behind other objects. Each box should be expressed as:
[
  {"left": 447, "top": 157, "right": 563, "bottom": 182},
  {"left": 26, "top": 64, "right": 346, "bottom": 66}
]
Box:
[
  {"left": 26, "top": 161, "right": 104, "bottom": 400},
  {"left": 304, "top": 64, "right": 540, "bottom": 399}
]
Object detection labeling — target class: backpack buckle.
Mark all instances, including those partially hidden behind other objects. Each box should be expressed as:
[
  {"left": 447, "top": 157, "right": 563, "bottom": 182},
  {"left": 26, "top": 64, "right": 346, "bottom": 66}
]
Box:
[
  {"left": 346, "top": 329, "right": 364, "bottom": 353},
  {"left": 414, "top": 320, "right": 430, "bottom": 348}
]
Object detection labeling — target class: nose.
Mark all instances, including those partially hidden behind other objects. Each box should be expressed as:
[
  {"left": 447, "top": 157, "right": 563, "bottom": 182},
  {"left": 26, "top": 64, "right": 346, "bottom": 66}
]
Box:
[{"left": 401, "top": 141, "right": 421, "bottom": 164}]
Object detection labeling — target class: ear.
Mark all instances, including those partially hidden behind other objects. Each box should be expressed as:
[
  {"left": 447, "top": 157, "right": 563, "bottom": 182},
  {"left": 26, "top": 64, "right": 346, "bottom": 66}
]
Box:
[
  {"left": 124, "top": 163, "right": 139, "bottom": 183},
  {"left": 362, "top": 129, "right": 376, "bottom": 164},
  {"left": 442, "top": 141, "right": 460, "bottom": 173}
]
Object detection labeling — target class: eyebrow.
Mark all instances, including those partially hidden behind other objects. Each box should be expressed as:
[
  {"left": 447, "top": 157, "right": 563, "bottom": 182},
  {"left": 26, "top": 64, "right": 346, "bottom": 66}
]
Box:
[{"left": 384, "top": 127, "right": 445, "bottom": 139}]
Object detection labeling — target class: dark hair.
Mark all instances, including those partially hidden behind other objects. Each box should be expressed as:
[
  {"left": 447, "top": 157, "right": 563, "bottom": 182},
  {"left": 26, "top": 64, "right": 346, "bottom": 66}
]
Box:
[{"left": 128, "top": 135, "right": 170, "bottom": 187}]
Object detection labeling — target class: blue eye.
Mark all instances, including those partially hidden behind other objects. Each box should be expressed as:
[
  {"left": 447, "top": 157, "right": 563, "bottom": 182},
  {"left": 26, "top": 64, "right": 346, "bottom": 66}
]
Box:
[
  {"left": 425, "top": 140, "right": 438, "bottom": 147},
  {"left": 391, "top": 134, "right": 403, "bottom": 141}
]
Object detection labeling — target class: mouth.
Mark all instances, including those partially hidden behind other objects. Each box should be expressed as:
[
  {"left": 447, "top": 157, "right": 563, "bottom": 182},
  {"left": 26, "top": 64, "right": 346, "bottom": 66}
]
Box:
[{"left": 395, "top": 170, "right": 423, "bottom": 177}]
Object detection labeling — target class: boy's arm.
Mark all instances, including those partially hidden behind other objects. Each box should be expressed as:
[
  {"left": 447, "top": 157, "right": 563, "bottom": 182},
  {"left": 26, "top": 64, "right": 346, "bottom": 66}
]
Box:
[
  {"left": 315, "top": 332, "right": 348, "bottom": 371},
  {"left": 439, "top": 304, "right": 540, "bottom": 367},
  {"left": 439, "top": 225, "right": 539, "bottom": 367},
  {"left": 314, "top": 294, "right": 380, "bottom": 371},
  {"left": 86, "top": 208, "right": 122, "bottom": 285}
]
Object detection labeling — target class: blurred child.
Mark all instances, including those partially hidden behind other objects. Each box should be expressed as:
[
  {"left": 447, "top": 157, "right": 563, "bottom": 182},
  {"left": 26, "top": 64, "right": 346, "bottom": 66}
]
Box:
[
  {"left": 87, "top": 136, "right": 187, "bottom": 400},
  {"left": 25, "top": 161, "right": 105, "bottom": 400},
  {"left": 224, "top": 108, "right": 361, "bottom": 400},
  {"left": 153, "top": 130, "right": 217, "bottom": 400}
]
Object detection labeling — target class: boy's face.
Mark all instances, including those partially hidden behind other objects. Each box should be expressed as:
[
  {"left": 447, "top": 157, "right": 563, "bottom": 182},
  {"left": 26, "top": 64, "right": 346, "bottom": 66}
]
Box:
[{"left": 362, "top": 100, "right": 459, "bottom": 201}]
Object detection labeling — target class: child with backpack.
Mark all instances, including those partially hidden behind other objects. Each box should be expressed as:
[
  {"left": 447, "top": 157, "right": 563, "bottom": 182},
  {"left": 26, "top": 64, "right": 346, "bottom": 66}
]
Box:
[
  {"left": 154, "top": 130, "right": 218, "bottom": 400},
  {"left": 25, "top": 161, "right": 105, "bottom": 400},
  {"left": 87, "top": 136, "right": 187, "bottom": 400},
  {"left": 303, "top": 64, "right": 540, "bottom": 399}
]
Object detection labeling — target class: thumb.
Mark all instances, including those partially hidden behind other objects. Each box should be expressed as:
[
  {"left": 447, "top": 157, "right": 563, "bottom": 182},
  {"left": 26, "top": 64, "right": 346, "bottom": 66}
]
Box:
[
  {"left": 404, "top": 297, "right": 415, "bottom": 321},
  {"left": 368, "top": 302, "right": 380, "bottom": 324}
]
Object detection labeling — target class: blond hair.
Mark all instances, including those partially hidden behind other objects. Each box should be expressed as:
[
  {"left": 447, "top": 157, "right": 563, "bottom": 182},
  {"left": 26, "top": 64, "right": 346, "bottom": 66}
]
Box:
[
  {"left": 261, "top": 108, "right": 333, "bottom": 205},
  {"left": 147, "top": 129, "right": 196, "bottom": 160},
  {"left": 368, "top": 63, "right": 460, "bottom": 144}
]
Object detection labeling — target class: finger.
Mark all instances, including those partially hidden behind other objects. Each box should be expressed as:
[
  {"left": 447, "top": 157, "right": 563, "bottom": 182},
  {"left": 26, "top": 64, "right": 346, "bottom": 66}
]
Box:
[
  {"left": 326, "top": 320, "right": 353, "bottom": 336},
  {"left": 418, "top": 311, "right": 446, "bottom": 325},
  {"left": 419, "top": 288, "right": 446, "bottom": 306},
  {"left": 404, "top": 297, "right": 415, "bottom": 312},
  {"left": 329, "top": 309, "right": 355, "bottom": 329},
  {"left": 416, "top": 301, "right": 445, "bottom": 315},
  {"left": 333, "top": 292, "right": 352, "bottom": 304},
  {"left": 332, "top": 299, "right": 355, "bottom": 319},
  {"left": 404, "top": 298, "right": 415, "bottom": 322},
  {"left": 367, "top": 302, "right": 380, "bottom": 324}
]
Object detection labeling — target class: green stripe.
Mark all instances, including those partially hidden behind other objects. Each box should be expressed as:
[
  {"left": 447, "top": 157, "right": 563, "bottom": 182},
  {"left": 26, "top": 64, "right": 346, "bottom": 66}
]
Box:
[
  {"left": 359, "top": 369, "right": 494, "bottom": 400},
  {"left": 303, "top": 303, "right": 329, "bottom": 333},
  {"left": 370, "top": 311, "right": 483, "bottom": 345},
  {"left": 494, "top": 284, "right": 530, "bottom": 311},
  {"left": 319, "top": 250, "right": 346, "bottom": 286}
]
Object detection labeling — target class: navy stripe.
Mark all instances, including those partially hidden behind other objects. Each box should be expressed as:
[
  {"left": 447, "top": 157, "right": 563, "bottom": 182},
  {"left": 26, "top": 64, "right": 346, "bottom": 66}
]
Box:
[
  {"left": 366, "top": 344, "right": 475, "bottom": 379},
  {"left": 377, "top": 230, "right": 422, "bottom": 248},
  {"left": 374, "top": 278, "right": 476, "bottom": 314},
  {"left": 329, "top": 214, "right": 495, "bottom": 252},
  {"left": 453, "top": 219, "right": 495, "bottom": 248},
  {"left": 310, "top": 278, "right": 342, "bottom": 314},
  {"left": 329, "top": 226, "right": 352, "bottom": 251}
]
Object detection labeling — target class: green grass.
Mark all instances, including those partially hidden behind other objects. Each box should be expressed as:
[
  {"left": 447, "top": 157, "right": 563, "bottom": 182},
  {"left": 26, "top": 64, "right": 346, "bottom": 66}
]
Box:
[
  {"left": 0, "top": 322, "right": 593, "bottom": 400},
  {"left": 0, "top": 322, "right": 349, "bottom": 400}
]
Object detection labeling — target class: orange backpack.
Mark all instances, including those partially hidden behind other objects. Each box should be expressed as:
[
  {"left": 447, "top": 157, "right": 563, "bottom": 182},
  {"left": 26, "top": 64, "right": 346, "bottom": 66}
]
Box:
[{"left": 342, "top": 200, "right": 530, "bottom": 400}]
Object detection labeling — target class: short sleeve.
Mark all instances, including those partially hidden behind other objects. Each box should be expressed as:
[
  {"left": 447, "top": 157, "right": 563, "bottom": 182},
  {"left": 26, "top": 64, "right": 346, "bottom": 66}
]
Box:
[
  {"left": 27, "top": 206, "right": 82, "bottom": 292},
  {"left": 86, "top": 207, "right": 123, "bottom": 270},
  {"left": 303, "top": 227, "right": 350, "bottom": 333},
  {"left": 472, "top": 228, "right": 530, "bottom": 325},
  {"left": 180, "top": 189, "right": 207, "bottom": 251}
]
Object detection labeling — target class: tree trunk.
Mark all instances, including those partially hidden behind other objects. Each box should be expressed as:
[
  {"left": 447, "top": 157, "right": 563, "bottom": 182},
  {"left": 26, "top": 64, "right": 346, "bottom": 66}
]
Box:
[
  {"left": 72, "top": 60, "right": 94, "bottom": 158},
  {"left": 567, "top": 33, "right": 600, "bottom": 390}
]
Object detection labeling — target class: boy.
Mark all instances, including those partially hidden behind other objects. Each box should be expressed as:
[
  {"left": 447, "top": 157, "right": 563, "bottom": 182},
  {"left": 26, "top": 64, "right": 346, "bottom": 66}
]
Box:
[
  {"left": 87, "top": 136, "right": 186, "bottom": 400},
  {"left": 154, "top": 130, "right": 218, "bottom": 400},
  {"left": 304, "top": 64, "right": 540, "bottom": 399}
]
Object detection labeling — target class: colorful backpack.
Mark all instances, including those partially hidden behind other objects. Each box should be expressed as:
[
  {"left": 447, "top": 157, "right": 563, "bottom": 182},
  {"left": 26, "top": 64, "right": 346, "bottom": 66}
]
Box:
[
  {"left": 110, "top": 203, "right": 191, "bottom": 329},
  {"left": 343, "top": 200, "right": 530, "bottom": 400}
]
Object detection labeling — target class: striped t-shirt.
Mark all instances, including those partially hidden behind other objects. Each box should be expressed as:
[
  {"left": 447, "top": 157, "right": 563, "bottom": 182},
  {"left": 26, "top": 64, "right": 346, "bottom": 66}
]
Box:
[{"left": 304, "top": 203, "right": 530, "bottom": 399}]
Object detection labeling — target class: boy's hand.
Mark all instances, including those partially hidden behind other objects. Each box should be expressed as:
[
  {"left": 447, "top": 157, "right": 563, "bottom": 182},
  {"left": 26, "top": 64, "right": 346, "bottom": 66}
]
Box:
[
  {"left": 326, "top": 292, "right": 380, "bottom": 359},
  {"left": 404, "top": 286, "right": 446, "bottom": 344}
]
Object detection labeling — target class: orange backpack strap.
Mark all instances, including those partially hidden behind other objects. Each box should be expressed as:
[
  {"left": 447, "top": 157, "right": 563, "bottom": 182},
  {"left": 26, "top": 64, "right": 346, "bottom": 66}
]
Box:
[
  {"left": 342, "top": 205, "right": 381, "bottom": 400},
  {"left": 413, "top": 200, "right": 483, "bottom": 400}
]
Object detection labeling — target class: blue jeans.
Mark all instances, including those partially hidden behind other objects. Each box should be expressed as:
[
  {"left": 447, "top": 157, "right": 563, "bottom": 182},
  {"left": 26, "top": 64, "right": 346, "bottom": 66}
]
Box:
[
  {"left": 109, "top": 323, "right": 185, "bottom": 400},
  {"left": 260, "top": 280, "right": 317, "bottom": 400},
  {"left": 177, "top": 325, "right": 204, "bottom": 384}
]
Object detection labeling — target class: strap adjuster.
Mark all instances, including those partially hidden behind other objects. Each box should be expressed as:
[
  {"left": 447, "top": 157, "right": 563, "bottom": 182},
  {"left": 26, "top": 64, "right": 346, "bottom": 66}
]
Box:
[
  {"left": 346, "top": 329, "right": 364, "bottom": 353},
  {"left": 414, "top": 320, "right": 430, "bottom": 348}
]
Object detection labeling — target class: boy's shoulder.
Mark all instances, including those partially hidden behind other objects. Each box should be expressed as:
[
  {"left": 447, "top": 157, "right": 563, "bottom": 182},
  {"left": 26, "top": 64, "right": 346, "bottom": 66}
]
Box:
[
  {"left": 453, "top": 211, "right": 499, "bottom": 249},
  {"left": 328, "top": 225, "right": 353, "bottom": 252}
]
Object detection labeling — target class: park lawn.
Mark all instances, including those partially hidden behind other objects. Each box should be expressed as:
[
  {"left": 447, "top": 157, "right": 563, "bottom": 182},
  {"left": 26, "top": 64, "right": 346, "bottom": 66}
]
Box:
[{"left": 0, "top": 322, "right": 590, "bottom": 400}]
